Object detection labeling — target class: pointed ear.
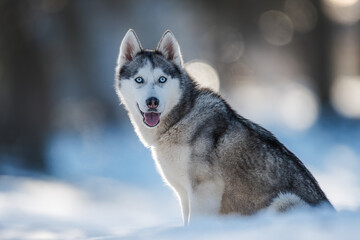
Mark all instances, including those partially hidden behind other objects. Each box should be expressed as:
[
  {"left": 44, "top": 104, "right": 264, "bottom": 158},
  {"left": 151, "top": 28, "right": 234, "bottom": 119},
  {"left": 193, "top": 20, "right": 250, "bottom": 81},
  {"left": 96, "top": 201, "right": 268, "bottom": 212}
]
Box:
[
  {"left": 156, "top": 30, "right": 183, "bottom": 67},
  {"left": 117, "top": 29, "right": 142, "bottom": 68}
]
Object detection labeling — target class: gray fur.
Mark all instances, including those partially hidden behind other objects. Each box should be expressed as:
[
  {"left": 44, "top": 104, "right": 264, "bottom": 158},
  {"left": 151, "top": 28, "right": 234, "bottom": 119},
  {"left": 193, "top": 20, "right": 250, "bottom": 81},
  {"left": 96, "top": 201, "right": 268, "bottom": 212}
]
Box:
[
  {"left": 115, "top": 30, "right": 333, "bottom": 220},
  {"left": 119, "top": 51, "right": 182, "bottom": 81},
  {"left": 157, "top": 87, "right": 332, "bottom": 214}
]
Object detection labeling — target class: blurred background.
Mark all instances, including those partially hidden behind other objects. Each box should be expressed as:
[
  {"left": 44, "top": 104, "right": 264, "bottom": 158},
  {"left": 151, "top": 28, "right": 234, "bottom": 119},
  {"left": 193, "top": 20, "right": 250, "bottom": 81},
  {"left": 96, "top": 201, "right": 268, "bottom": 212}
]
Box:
[{"left": 0, "top": 0, "right": 360, "bottom": 239}]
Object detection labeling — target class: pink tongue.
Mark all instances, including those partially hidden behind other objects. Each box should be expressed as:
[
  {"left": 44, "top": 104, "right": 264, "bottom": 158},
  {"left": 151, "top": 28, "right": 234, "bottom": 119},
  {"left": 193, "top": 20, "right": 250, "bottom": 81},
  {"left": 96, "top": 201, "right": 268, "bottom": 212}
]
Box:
[{"left": 144, "top": 112, "right": 160, "bottom": 127}]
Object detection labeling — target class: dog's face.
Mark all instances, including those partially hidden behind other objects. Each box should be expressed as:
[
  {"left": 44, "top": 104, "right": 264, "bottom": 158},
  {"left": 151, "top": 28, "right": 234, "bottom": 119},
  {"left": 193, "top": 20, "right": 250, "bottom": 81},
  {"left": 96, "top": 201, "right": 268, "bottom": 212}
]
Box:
[{"left": 115, "top": 30, "right": 183, "bottom": 128}]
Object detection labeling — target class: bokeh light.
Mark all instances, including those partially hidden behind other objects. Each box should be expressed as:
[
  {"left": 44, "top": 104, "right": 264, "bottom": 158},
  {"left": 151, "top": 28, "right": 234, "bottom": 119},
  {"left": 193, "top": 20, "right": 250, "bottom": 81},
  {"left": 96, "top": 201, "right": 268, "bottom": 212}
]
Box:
[
  {"left": 284, "top": 0, "right": 318, "bottom": 33},
  {"left": 280, "top": 82, "right": 319, "bottom": 131},
  {"left": 259, "top": 10, "right": 294, "bottom": 46},
  {"left": 331, "top": 76, "right": 360, "bottom": 118},
  {"left": 322, "top": 0, "right": 360, "bottom": 25},
  {"left": 185, "top": 60, "right": 220, "bottom": 92},
  {"left": 326, "top": 0, "right": 358, "bottom": 7},
  {"left": 218, "top": 30, "right": 244, "bottom": 63},
  {"left": 226, "top": 79, "right": 318, "bottom": 131}
]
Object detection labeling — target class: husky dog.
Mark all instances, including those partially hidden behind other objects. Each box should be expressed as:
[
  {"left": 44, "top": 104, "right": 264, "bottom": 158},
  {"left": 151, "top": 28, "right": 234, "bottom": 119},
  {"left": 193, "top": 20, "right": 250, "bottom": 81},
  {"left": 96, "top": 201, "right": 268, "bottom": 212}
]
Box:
[{"left": 115, "top": 29, "right": 332, "bottom": 225}]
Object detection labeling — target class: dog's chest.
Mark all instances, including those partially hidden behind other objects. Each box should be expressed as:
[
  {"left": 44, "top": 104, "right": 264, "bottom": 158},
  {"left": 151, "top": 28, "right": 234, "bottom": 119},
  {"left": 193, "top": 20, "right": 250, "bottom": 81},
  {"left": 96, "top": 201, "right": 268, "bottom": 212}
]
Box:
[{"left": 152, "top": 143, "right": 191, "bottom": 189}]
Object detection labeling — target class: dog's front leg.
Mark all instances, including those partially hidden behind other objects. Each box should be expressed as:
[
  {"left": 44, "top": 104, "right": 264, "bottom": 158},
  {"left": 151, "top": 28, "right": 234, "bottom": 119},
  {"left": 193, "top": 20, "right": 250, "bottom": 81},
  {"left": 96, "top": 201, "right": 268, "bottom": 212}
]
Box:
[
  {"left": 174, "top": 184, "right": 190, "bottom": 226},
  {"left": 188, "top": 178, "right": 224, "bottom": 224}
]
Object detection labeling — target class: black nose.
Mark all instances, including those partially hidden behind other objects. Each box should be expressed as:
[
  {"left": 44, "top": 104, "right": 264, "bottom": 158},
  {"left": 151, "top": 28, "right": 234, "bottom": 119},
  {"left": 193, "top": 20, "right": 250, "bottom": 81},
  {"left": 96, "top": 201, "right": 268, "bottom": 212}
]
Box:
[{"left": 146, "top": 97, "right": 159, "bottom": 109}]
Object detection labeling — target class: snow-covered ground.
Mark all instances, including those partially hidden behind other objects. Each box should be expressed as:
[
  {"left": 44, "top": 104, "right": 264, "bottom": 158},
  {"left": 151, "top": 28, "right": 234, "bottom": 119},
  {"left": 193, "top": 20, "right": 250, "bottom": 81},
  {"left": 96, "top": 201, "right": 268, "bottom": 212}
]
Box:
[
  {"left": 0, "top": 176, "right": 180, "bottom": 239},
  {"left": 1, "top": 121, "right": 360, "bottom": 239},
  {"left": 1, "top": 175, "right": 360, "bottom": 240}
]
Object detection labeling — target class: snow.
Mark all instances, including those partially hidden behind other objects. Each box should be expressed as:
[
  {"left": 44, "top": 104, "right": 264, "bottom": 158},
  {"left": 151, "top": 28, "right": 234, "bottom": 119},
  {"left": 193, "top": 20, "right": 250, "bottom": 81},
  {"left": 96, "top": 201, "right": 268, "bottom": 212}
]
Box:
[
  {"left": 1, "top": 175, "right": 360, "bottom": 240},
  {"left": 0, "top": 176, "right": 180, "bottom": 239},
  {"left": 1, "top": 122, "right": 360, "bottom": 239}
]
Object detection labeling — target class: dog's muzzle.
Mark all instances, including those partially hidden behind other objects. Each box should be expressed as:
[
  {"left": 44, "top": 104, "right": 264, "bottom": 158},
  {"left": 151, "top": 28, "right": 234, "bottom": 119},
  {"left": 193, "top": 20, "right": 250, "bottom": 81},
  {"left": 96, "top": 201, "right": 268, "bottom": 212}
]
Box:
[{"left": 137, "top": 103, "right": 161, "bottom": 127}]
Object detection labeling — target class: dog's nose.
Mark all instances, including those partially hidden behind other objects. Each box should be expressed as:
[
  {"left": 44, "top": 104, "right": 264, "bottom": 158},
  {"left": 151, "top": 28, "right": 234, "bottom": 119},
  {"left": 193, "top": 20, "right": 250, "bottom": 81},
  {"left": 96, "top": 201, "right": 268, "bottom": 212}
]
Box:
[{"left": 146, "top": 97, "right": 159, "bottom": 109}]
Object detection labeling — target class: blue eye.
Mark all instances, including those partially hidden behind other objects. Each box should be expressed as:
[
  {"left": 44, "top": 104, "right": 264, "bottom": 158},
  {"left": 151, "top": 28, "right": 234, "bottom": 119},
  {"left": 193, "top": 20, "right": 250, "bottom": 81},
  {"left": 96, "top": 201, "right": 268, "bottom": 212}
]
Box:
[
  {"left": 135, "top": 77, "right": 144, "bottom": 84},
  {"left": 159, "top": 76, "right": 167, "bottom": 83}
]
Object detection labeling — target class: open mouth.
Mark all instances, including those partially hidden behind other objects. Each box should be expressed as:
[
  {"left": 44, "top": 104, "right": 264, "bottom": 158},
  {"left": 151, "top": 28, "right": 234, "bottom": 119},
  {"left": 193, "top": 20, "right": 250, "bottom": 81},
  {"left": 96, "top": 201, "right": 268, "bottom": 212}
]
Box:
[{"left": 137, "top": 104, "right": 161, "bottom": 127}]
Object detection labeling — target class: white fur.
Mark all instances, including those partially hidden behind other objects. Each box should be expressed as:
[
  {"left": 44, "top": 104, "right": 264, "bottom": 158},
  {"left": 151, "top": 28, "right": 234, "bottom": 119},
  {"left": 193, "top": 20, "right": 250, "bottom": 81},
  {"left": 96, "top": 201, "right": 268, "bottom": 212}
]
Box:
[
  {"left": 116, "top": 60, "right": 224, "bottom": 224},
  {"left": 188, "top": 177, "right": 225, "bottom": 221},
  {"left": 269, "top": 192, "right": 308, "bottom": 212},
  {"left": 115, "top": 32, "right": 187, "bottom": 223},
  {"left": 116, "top": 30, "right": 225, "bottom": 225},
  {"left": 152, "top": 143, "right": 224, "bottom": 225},
  {"left": 116, "top": 60, "right": 182, "bottom": 147},
  {"left": 152, "top": 144, "right": 191, "bottom": 224}
]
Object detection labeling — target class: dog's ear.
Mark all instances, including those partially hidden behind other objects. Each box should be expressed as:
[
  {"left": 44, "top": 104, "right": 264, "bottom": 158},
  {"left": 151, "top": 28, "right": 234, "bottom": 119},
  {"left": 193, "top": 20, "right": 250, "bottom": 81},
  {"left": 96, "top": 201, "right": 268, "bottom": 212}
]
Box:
[
  {"left": 156, "top": 30, "right": 183, "bottom": 67},
  {"left": 117, "top": 29, "right": 142, "bottom": 68}
]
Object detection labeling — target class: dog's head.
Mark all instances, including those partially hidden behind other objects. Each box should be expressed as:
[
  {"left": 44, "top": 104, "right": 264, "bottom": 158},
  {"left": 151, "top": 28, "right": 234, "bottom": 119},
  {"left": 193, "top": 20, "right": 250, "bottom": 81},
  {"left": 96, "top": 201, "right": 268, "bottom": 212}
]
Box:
[{"left": 115, "top": 29, "right": 184, "bottom": 128}]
